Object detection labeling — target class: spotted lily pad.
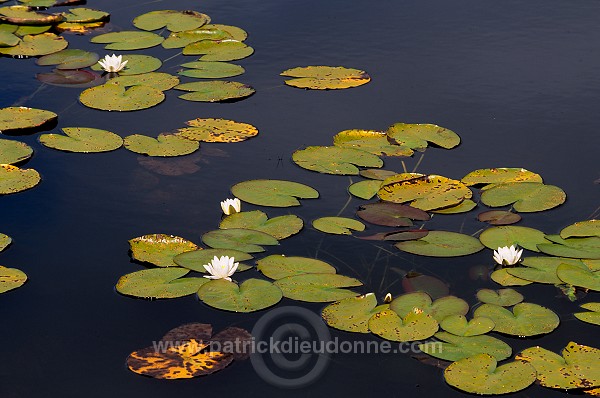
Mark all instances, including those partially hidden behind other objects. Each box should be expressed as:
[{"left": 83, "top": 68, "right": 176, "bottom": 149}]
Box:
[
  {"left": 163, "top": 29, "right": 233, "bottom": 49},
  {"left": 197, "top": 278, "right": 282, "bottom": 312},
  {"left": 0, "top": 6, "right": 63, "bottom": 25},
  {"left": 322, "top": 293, "right": 388, "bottom": 333},
  {"left": 106, "top": 72, "right": 179, "bottom": 91},
  {"left": 561, "top": 220, "right": 600, "bottom": 239},
  {"left": 129, "top": 234, "right": 199, "bottom": 267},
  {"left": 175, "top": 81, "right": 255, "bottom": 102},
  {"left": 116, "top": 268, "right": 208, "bottom": 299},
  {"left": 348, "top": 179, "right": 382, "bottom": 200},
  {"left": 220, "top": 211, "right": 303, "bottom": 240},
  {"left": 173, "top": 249, "right": 253, "bottom": 273},
  {"left": 439, "top": 315, "right": 496, "bottom": 337},
  {"left": 176, "top": 118, "right": 258, "bottom": 143},
  {"left": 430, "top": 199, "right": 477, "bottom": 214},
  {"left": 292, "top": 146, "right": 383, "bottom": 175},
  {"left": 0, "top": 233, "right": 11, "bottom": 252},
  {"left": 0, "top": 164, "right": 40, "bottom": 194},
  {"left": 312, "top": 217, "right": 365, "bottom": 235},
  {"left": 0, "top": 107, "right": 56, "bottom": 132},
  {"left": 124, "top": 134, "right": 199, "bottom": 157},
  {"left": 257, "top": 255, "right": 336, "bottom": 280},
  {"left": 444, "top": 354, "right": 536, "bottom": 395},
  {"left": 179, "top": 61, "right": 245, "bottom": 78},
  {"left": 390, "top": 292, "right": 469, "bottom": 322},
  {"left": 62, "top": 8, "right": 109, "bottom": 23},
  {"left": 356, "top": 202, "right": 429, "bottom": 227},
  {"left": 0, "top": 139, "right": 32, "bottom": 164},
  {"left": 36, "top": 49, "right": 99, "bottom": 69},
  {"left": 281, "top": 65, "right": 370, "bottom": 89},
  {"left": 39, "top": 127, "right": 122, "bottom": 153},
  {"left": 369, "top": 308, "right": 438, "bottom": 342},
  {"left": 231, "top": 179, "right": 319, "bottom": 207},
  {"left": 91, "top": 31, "right": 164, "bottom": 51},
  {"left": 516, "top": 342, "right": 600, "bottom": 389},
  {"left": 462, "top": 168, "right": 543, "bottom": 188},
  {"left": 538, "top": 235, "right": 600, "bottom": 259},
  {"left": 0, "top": 33, "right": 67, "bottom": 56},
  {"left": 481, "top": 182, "right": 566, "bottom": 212},
  {"left": 333, "top": 129, "right": 413, "bottom": 157},
  {"left": 395, "top": 231, "right": 484, "bottom": 257},
  {"left": 479, "top": 225, "right": 548, "bottom": 252},
  {"left": 556, "top": 261, "right": 600, "bottom": 291},
  {"left": 474, "top": 303, "right": 560, "bottom": 336},
  {"left": 386, "top": 123, "right": 460, "bottom": 151},
  {"left": 91, "top": 54, "right": 162, "bottom": 76},
  {"left": 202, "top": 228, "right": 278, "bottom": 253},
  {"left": 0, "top": 265, "right": 27, "bottom": 293},
  {"left": 274, "top": 273, "right": 362, "bottom": 302},
  {"left": 574, "top": 303, "right": 600, "bottom": 326},
  {"left": 476, "top": 288, "right": 524, "bottom": 306},
  {"left": 133, "top": 10, "right": 210, "bottom": 32},
  {"left": 420, "top": 332, "right": 511, "bottom": 362},
  {"left": 80, "top": 83, "right": 165, "bottom": 111}
]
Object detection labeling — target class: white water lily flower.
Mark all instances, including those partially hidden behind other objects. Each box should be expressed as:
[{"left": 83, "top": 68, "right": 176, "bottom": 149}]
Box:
[
  {"left": 203, "top": 255, "right": 239, "bottom": 281},
  {"left": 220, "top": 198, "right": 241, "bottom": 215},
  {"left": 493, "top": 245, "right": 523, "bottom": 266},
  {"left": 98, "top": 54, "right": 128, "bottom": 73}
]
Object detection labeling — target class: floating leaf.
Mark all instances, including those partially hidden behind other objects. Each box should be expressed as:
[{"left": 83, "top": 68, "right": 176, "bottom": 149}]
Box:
[
  {"left": 195, "top": 46, "right": 254, "bottom": 62},
  {"left": 15, "top": 24, "right": 51, "bottom": 36},
  {"left": 197, "top": 278, "right": 282, "bottom": 312},
  {"left": 390, "top": 292, "right": 469, "bottom": 322},
  {"left": 129, "top": 234, "right": 198, "bottom": 267},
  {"left": 322, "top": 294, "right": 388, "bottom": 333},
  {"left": 421, "top": 332, "right": 511, "bottom": 362},
  {"left": 37, "top": 69, "right": 102, "bottom": 87},
  {"left": 203, "top": 24, "right": 247, "bottom": 41},
  {"left": 116, "top": 268, "right": 208, "bottom": 299},
  {"left": 124, "top": 134, "right": 199, "bottom": 157},
  {"left": 358, "top": 229, "right": 428, "bottom": 242},
  {"left": 479, "top": 225, "right": 548, "bottom": 252},
  {"left": 312, "top": 217, "right": 365, "bottom": 235},
  {"left": 175, "top": 81, "right": 255, "bottom": 102},
  {"left": 0, "top": 164, "right": 40, "bottom": 194},
  {"left": 91, "top": 31, "right": 164, "bottom": 50},
  {"left": 386, "top": 123, "right": 460, "bottom": 151},
  {"left": 173, "top": 249, "right": 253, "bottom": 273},
  {"left": 357, "top": 202, "right": 429, "bottom": 227},
  {"left": 91, "top": 54, "right": 162, "bottom": 76},
  {"left": 481, "top": 182, "right": 566, "bottom": 212},
  {"left": 0, "top": 33, "right": 67, "bottom": 57},
  {"left": 0, "top": 6, "right": 63, "bottom": 25},
  {"left": 292, "top": 146, "right": 383, "bottom": 175},
  {"left": 402, "top": 273, "right": 449, "bottom": 299},
  {"left": 561, "top": 220, "right": 600, "bottom": 239},
  {"left": 179, "top": 61, "right": 244, "bottom": 79},
  {"left": 430, "top": 200, "right": 477, "bottom": 214},
  {"left": 163, "top": 28, "right": 233, "bottom": 49},
  {"left": 0, "top": 107, "right": 56, "bottom": 132},
  {"left": 444, "top": 354, "right": 536, "bottom": 395},
  {"left": 0, "top": 30, "right": 18, "bottom": 47},
  {"left": 462, "top": 168, "right": 543, "bottom": 188},
  {"left": 539, "top": 235, "right": 600, "bottom": 259},
  {"left": 476, "top": 288, "right": 523, "bottom": 306},
  {"left": 0, "top": 233, "right": 11, "bottom": 252},
  {"left": 439, "top": 315, "right": 496, "bottom": 337},
  {"left": 478, "top": 210, "right": 521, "bottom": 225},
  {"left": 55, "top": 21, "right": 105, "bottom": 34},
  {"left": 36, "top": 49, "right": 99, "bottom": 69},
  {"left": 333, "top": 129, "right": 412, "bottom": 157},
  {"left": 257, "top": 255, "right": 336, "bottom": 280},
  {"left": 490, "top": 268, "right": 532, "bottom": 286},
  {"left": 231, "top": 179, "right": 319, "bottom": 207},
  {"left": 369, "top": 308, "right": 438, "bottom": 342},
  {"left": 348, "top": 180, "right": 382, "bottom": 200},
  {"left": 517, "top": 342, "right": 600, "bottom": 389},
  {"left": 202, "top": 228, "right": 278, "bottom": 253},
  {"left": 176, "top": 118, "right": 258, "bottom": 143},
  {"left": 505, "top": 256, "right": 578, "bottom": 284},
  {"left": 133, "top": 10, "right": 210, "bottom": 32},
  {"left": 0, "top": 139, "right": 32, "bottom": 164},
  {"left": 360, "top": 169, "right": 398, "bottom": 180},
  {"left": 556, "top": 261, "right": 600, "bottom": 291},
  {"left": 281, "top": 65, "right": 370, "bottom": 89},
  {"left": 395, "top": 231, "right": 484, "bottom": 257},
  {"left": 378, "top": 173, "right": 472, "bottom": 211},
  {"left": 574, "top": 303, "right": 600, "bottom": 326},
  {"left": 474, "top": 303, "right": 559, "bottom": 336},
  {"left": 220, "top": 211, "right": 302, "bottom": 240},
  {"left": 274, "top": 273, "right": 362, "bottom": 302},
  {"left": 106, "top": 72, "right": 179, "bottom": 91},
  {"left": 80, "top": 83, "right": 165, "bottom": 111},
  {"left": 0, "top": 266, "right": 27, "bottom": 293},
  {"left": 62, "top": 8, "right": 109, "bottom": 23},
  {"left": 183, "top": 39, "right": 251, "bottom": 57},
  {"left": 39, "top": 127, "right": 122, "bottom": 153}
]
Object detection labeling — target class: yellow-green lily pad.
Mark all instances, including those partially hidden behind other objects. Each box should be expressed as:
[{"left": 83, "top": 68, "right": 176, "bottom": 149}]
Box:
[
  {"left": 481, "top": 182, "right": 566, "bottom": 212},
  {"left": 0, "top": 6, "right": 63, "bottom": 25},
  {"left": 202, "top": 228, "right": 278, "bottom": 253},
  {"left": 116, "top": 268, "right": 207, "bottom": 299},
  {"left": 312, "top": 217, "right": 365, "bottom": 235},
  {"left": 91, "top": 31, "right": 164, "bottom": 50},
  {"left": 231, "top": 179, "right": 319, "bottom": 207},
  {"left": 36, "top": 49, "right": 99, "bottom": 69},
  {"left": 0, "top": 233, "right": 11, "bottom": 252},
  {"left": 333, "top": 129, "right": 413, "bottom": 157},
  {"left": 476, "top": 288, "right": 524, "bottom": 306},
  {"left": 420, "top": 332, "right": 511, "bottom": 362},
  {"left": 62, "top": 8, "right": 109, "bottom": 23},
  {"left": 479, "top": 225, "right": 548, "bottom": 252},
  {"left": 390, "top": 292, "right": 469, "bottom": 322},
  {"left": 322, "top": 293, "right": 388, "bottom": 333},
  {"left": 176, "top": 118, "right": 258, "bottom": 143},
  {"left": 0, "top": 265, "right": 27, "bottom": 293},
  {"left": 178, "top": 61, "right": 245, "bottom": 79},
  {"left": 281, "top": 65, "right": 370, "bottom": 90},
  {"left": 133, "top": 10, "right": 210, "bottom": 32},
  {"left": 197, "top": 278, "right": 282, "bottom": 312},
  {"left": 0, "top": 164, "right": 40, "bottom": 194},
  {"left": 561, "top": 220, "right": 600, "bottom": 239},
  {"left": 556, "top": 261, "right": 600, "bottom": 291},
  {"left": 386, "top": 123, "right": 460, "bottom": 151},
  {"left": 91, "top": 54, "right": 162, "bottom": 76},
  {"left": 292, "top": 146, "right": 383, "bottom": 175},
  {"left": 129, "top": 234, "right": 199, "bottom": 267},
  {"left": 39, "top": 127, "right": 123, "bottom": 153},
  {"left": 439, "top": 315, "right": 496, "bottom": 337},
  {"left": 123, "top": 134, "right": 199, "bottom": 157},
  {"left": 175, "top": 80, "right": 255, "bottom": 102},
  {"left": 80, "top": 83, "right": 165, "bottom": 111},
  {"left": 369, "top": 308, "right": 438, "bottom": 342},
  {"left": 395, "top": 231, "right": 484, "bottom": 257},
  {"left": 0, "top": 106, "right": 56, "bottom": 132},
  {"left": 0, "top": 32, "right": 67, "bottom": 56},
  {"left": 474, "top": 302, "right": 559, "bottom": 336},
  {"left": 574, "top": 303, "right": 600, "bottom": 326},
  {"left": 257, "top": 255, "right": 336, "bottom": 280},
  {"left": 106, "top": 72, "right": 179, "bottom": 91},
  {"left": 220, "top": 210, "right": 303, "bottom": 240},
  {"left": 162, "top": 28, "right": 233, "bottom": 49},
  {"left": 462, "top": 168, "right": 543, "bottom": 188},
  {"left": 0, "top": 139, "right": 32, "bottom": 164},
  {"left": 173, "top": 249, "right": 253, "bottom": 273},
  {"left": 274, "top": 273, "right": 362, "bottom": 302}
]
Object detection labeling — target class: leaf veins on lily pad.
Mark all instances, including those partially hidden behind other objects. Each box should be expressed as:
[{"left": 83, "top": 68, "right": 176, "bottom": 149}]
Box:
[{"left": 281, "top": 66, "right": 370, "bottom": 90}]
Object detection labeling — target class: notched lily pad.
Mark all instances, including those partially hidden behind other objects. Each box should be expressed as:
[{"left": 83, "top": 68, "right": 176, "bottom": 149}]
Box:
[
  {"left": 390, "top": 292, "right": 469, "bottom": 322},
  {"left": 561, "top": 220, "right": 600, "bottom": 239},
  {"left": 106, "top": 72, "right": 179, "bottom": 91},
  {"left": 274, "top": 273, "right": 362, "bottom": 302},
  {"left": 348, "top": 179, "right": 382, "bottom": 200},
  {"left": 0, "top": 164, "right": 41, "bottom": 194},
  {"left": 476, "top": 288, "right": 524, "bottom": 306},
  {"left": 312, "top": 217, "right": 365, "bottom": 235},
  {"left": 197, "top": 278, "right": 282, "bottom": 312},
  {"left": 474, "top": 302, "right": 560, "bottom": 337},
  {"left": 369, "top": 308, "right": 438, "bottom": 342},
  {"left": 574, "top": 303, "right": 600, "bottom": 326},
  {"left": 36, "top": 49, "right": 99, "bottom": 69},
  {"left": 39, "top": 127, "right": 123, "bottom": 153},
  {"left": 0, "top": 33, "right": 67, "bottom": 57},
  {"left": 178, "top": 61, "right": 244, "bottom": 79},
  {"left": 129, "top": 234, "right": 199, "bottom": 267},
  {"left": 80, "top": 83, "right": 165, "bottom": 111},
  {"left": 116, "top": 268, "right": 208, "bottom": 299},
  {"left": 439, "top": 315, "right": 496, "bottom": 337},
  {"left": 62, "top": 8, "right": 109, "bottom": 23},
  {"left": 133, "top": 10, "right": 210, "bottom": 32},
  {"left": 175, "top": 81, "right": 255, "bottom": 102},
  {"left": 202, "top": 228, "right": 278, "bottom": 253},
  {"left": 478, "top": 210, "right": 521, "bottom": 225},
  {"left": 231, "top": 179, "right": 319, "bottom": 207},
  {"left": 479, "top": 225, "right": 548, "bottom": 252},
  {"left": 292, "top": 146, "right": 383, "bottom": 175},
  {"left": 462, "top": 168, "right": 543, "bottom": 188},
  {"left": 395, "top": 231, "right": 484, "bottom": 257},
  {"left": 257, "top": 255, "right": 336, "bottom": 280},
  {"left": 281, "top": 66, "right": 370, "bottom": 90},
  {"left": 91, "top": 54, "right": 162, "bottom": 76},
  {"left": 420, "top": 332, "right": 510, "bottom": 362},
  {"left": 481, "top": 182, "right": 566, "bottom": 212},
  {"left": 91, "top": 31, "right": 164, "bottom": 51},
  {"left": 177, "top": 118, "right": 258, "bottom": 143},
  {"left": 333, "top": 129, "right": 413, "bottom": 157},
  {"left": 386, "top": 123, "right": 460, "bottom": 151},
  {"left": 220, "top": 211, "right": 302, "bottom": 240},
  {"left": 0, "top": 106, "right": 56, "bottom": 132},
  {"left": 322, "top": 293, "right": 388, "bottom": 333},
  {"left": 0, "top": 6, "right": 63, "bottom": 25},
  {"left": 124, "top": 134, "right": 199, "bottom": 157}
]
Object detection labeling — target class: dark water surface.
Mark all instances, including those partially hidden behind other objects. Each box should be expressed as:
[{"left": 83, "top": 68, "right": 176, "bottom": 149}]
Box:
[{"left": 0, "top": 0, "right": 598, "bottom": 396}]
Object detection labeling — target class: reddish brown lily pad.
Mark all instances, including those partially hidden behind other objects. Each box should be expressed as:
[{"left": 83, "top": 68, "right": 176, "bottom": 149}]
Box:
[{"left": 478, "top": 211, "right": 521, "bottom": 226}]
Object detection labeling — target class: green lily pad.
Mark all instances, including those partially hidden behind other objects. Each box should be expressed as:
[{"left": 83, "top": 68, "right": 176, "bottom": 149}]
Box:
[
  {"left": 0, "top": 30, "right": 18, "bottom": 47},
  {"left": 368, "top": 308, "right": 438, "bottom": 342},
  {"left": 357, "top": 202, "right": 429, "bottom": 227},
  {"left": 462, "top": 168, "right": 543, "bottom": 188},
  {"left": 395, "top": 231, "right": 484, "bottom": 257},
  {"left": 574, "top": 303, "right": 600, "bottom": 326},
  {"left": 0, "top": 33, "right": 67, "bottom": 56},
  {"left": 231, "top": 179, "right": 319, "bottom": 207},
  {"left": 281, "top": 65, "right": 370, "bottom": 89},
  {"left": 312, "top": 217, "right": 365, "bottom": 235},
  {"left": 0, "top": 6, "right": 63, "bottom": 25},
  {"left": 420, "top": 332, "right": 511, "bottom": 362},
  {"left": 220, "top": 211, "right": 303, "bottom": 240},
  {"left": 183, "top": 39, "right": 249, "bottom": 56},
  {"left": 430, "top": 199, "right": 477, "bottom": 214},
  {"left": 476, "top": 288, "right": 524, "bottom": 306},
  {"left": 129, "top": 234, "right": 199, "bottom": 267},
  {"left": 123, "top": 134, "right": 199, "bottom": 157},
  {"left": 106, "top": 72, "right": 180, "bottom": 91},
  {"left": 55, "top": 21, "right": 105, "bottom": 34},
  {"left": 257, "top": 255, "right": 336, "bottom": 280},
  {"left": 15, "top": 25, "right": 52, "bottom": 36},
  {"left": 517, "top": 342, "right": 600, "bottom": 389},
  {"left": 322, "top": 293, "right": 388, "bottom": 333},
  {"left": 202, "top": 228, "right": 278, "bottom": 253},
  {"left": 195, "top": 45, "right": 254, "bottom": 62},
  {"left": 506, "top": 256, "right": 581, "bottom": 284},
  {"left": 386, "top": 123, "right": 460, "bottom": 151},
  {"left": 133, "top": 10, "right": 210, "bottom": 32},
  {"left": 179, "top": 61, "right": 245, "bottom": 78},
  {"left": 561, "top": 220, "right": 600, "bottom": 239},
  {"left": 274, "top": 273, "right": 362, "bottom": 302},
  {"left": 477, "top": 210, "right": 521, "bottom": 225},
  {"left": 0, "top": 164, "right": 40, "bottom": 194},
  {"left": 203, "top": 24, "right": 247, "bottom": 41},
  {"left": 162, "top": 28, "right": 233, "bottom": 49},
  {"left": 479, "top": 225, "right": 548, "bottom": 252},
  {"left": 378, "top": 173, "right": 472, "bottom": 211},
  {"left": 80, "top": 83, "right": 165, "bottom": 111},
  {"left": 333, "top": 129, "right": 413, "bottom": 157},
  {"left": 91, "top": 31, "right": 164, "bottom": 51},
  {"left": 556, "top": 261, "right": 600, "bottom": 291},
  {"left": 0, "top": 233, "right": 11, "bottom": 252},
  {"left": 481, "top": 182, "right": 566, "bottom": 212},
  {"left": 390, "top": 292, "right": 469, "bottom": 322},
  {"left": 348, "top": 179, "right": 382, "bottom": 200},
  {"left": 116, "top": 268, "right": 207, "bottom": 299},
  {"left": 175, "top": 81, "right": 255, "bottom": 102},
  {"left": 198, "top": 278, "right": 282, "bottom": 312},
  {"left": 474, "top": 303, "right": 560, "bottom": 336},
  {"left": 176, "top": 118, "right": 258, "bottom": 143},
  {"left": 36, "top": 49, "right": 99, "bottom": 70},
  {"left": 39, "top": 127, "right": 122, "bottom": 153},
  {"left": 91, "top": 54, "right": 162, "bottom": 76},
  {"left": 0, "top": 139, "right": 32, "bottom": 164},
  {"left": 490, "top": 268, "right": 532, "bottom": 286},
  {"left": 292, "top": 146, "right": 383, "bottom": 175},
  {"left": 62, "top": 8, "right": 109, "bottom": 23},
  {"left": 444, "top": 354, "right": 536, "bottom": 395},
  {"left": 0, "top": 106, "right": 56, "bottom": 132},
  {"left": 173, "top": 248, "right": 253, "bottom": 273},
  {"left": 0, "top": 265, "right": 27, "bottom": 293},
  {"left": 439, "top": 315, "right": 496, "bottom": 337},
  {"left": 538, "top": 235, "right": 600, "bottom": 259}
]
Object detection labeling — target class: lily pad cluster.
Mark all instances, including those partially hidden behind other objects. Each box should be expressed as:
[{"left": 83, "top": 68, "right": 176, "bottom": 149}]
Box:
[{"left": 0, "top": 233, "right": 27, "bottom": 294}]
